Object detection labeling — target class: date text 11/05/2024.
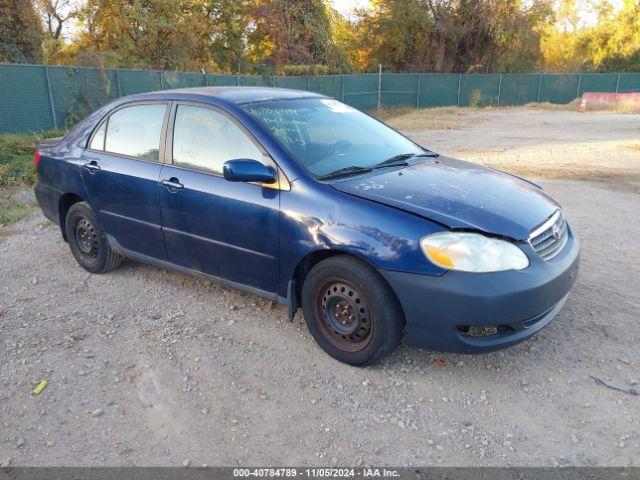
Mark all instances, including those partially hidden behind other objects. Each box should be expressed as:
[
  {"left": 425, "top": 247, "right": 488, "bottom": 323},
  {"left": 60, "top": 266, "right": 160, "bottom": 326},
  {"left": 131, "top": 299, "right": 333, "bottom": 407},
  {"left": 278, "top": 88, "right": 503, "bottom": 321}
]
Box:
[{"left": 232, "top": 468, "right": 401, "bottom": 477}]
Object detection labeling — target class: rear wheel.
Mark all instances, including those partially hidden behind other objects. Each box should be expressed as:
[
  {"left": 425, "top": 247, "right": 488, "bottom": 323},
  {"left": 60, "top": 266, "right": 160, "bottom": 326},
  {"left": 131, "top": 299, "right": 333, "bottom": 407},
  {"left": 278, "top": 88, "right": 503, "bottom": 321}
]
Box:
[
  {"left": 65, "top": 202, "right": 123, "bottom": 273},
  {"left": 301, "top": 255, "right": 403, "bottom": 366}
]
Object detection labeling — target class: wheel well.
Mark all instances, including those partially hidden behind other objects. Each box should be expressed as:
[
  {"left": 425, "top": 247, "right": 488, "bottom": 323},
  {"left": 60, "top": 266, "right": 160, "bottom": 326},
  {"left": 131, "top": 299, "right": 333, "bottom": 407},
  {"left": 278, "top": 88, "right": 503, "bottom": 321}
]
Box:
[
  {"left": 291, "top": 250, "right": 403, "bottom": 326},
  {"left": 292, "top": 250, "right": 341, "bottom": 302},
  {"left": 292, "top": 250, "right": 386, "bottom": 305},
  {"left": 58, "top": 193, "right": 85, "bottom": 241}
]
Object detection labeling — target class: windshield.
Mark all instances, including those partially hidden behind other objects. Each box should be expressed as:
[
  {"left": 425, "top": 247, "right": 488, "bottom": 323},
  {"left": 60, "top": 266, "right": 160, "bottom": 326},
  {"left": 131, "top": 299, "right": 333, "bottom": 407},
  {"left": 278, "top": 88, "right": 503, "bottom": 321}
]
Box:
[{"left": 241, "top": 98, "right": 425, "bottom": 177}]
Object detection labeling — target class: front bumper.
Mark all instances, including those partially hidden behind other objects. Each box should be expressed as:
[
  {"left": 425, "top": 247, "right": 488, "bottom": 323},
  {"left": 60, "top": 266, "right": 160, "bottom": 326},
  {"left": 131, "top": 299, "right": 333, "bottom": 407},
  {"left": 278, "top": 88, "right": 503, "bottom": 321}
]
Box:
[{"left": 379, "top": 229, "right": 580, "bottom": 353}]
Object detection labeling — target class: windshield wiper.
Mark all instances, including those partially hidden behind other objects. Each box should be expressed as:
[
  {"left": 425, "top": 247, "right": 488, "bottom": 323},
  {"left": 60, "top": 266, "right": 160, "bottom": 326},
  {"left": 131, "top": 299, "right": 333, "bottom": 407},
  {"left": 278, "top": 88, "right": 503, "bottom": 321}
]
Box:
[
  {"left": 374, "top": 151, "right": 439, "bottom": 169},
  {"left": 317, "top": 165, "right": 373, "bottom": 180},
  {"left": 317, "top": 151, "right": 439, "bottom": 180}
]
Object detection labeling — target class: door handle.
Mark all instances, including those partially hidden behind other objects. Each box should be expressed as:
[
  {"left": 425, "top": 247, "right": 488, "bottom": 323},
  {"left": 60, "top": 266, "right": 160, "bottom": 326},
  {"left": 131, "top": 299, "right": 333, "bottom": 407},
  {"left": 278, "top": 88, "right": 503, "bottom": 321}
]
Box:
[
  {"left": 83, "top": 160, "right": 101, "bottom": 172},
  {"left": 160, "top": 178, "right": 184, "bottom": 191}
]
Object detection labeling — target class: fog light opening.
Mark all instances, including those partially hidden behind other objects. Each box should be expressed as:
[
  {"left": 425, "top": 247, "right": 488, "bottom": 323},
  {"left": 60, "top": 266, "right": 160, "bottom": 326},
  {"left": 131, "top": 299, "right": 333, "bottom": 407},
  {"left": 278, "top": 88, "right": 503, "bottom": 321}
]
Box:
[{"left": 457, "top": 325, "right": 500, "bottom": 337}]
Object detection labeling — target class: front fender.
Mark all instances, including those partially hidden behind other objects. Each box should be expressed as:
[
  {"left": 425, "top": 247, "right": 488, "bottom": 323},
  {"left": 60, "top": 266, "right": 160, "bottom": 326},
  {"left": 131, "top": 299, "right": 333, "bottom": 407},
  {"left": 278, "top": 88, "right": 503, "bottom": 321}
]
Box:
[{"left": 278, "top": 179, "right": 447, "bottom": 297}]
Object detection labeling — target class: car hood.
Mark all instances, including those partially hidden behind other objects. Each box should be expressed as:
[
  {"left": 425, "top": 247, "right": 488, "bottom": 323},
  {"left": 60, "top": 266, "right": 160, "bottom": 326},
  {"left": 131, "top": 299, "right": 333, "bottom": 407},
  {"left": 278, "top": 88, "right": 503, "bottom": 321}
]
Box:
[{"left": 331, "top": 156, "right": 559, "bottom": 241}]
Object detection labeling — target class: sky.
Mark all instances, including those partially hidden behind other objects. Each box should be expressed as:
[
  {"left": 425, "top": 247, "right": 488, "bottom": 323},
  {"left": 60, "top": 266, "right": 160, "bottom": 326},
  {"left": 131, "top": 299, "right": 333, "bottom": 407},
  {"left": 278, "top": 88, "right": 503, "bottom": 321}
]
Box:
[{"left": 331, "top": 0, "right": 372, "bottom": 18}]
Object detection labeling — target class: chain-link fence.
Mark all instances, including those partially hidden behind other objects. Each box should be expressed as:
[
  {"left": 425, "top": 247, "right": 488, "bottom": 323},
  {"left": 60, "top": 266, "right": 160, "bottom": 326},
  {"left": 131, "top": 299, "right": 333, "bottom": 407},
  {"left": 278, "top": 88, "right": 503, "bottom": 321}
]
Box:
[{"left": 1, "top": 63, "right": 639, "bottom": 133}]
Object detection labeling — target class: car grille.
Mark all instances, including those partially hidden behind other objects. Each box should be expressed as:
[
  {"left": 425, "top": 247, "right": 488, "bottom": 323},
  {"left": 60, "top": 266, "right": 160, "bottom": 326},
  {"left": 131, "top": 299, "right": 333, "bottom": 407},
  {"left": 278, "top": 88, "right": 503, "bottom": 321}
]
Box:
[{"left": 529, "top": 210, "right": 568, "bottom": 260}]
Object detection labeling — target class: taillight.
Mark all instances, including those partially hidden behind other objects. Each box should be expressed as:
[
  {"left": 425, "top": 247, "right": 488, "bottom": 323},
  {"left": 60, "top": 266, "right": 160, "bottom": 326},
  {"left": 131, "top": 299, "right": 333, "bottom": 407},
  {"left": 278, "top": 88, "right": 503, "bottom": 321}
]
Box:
[{"left": 34, "top": 150, "right": 41, "bottom": 169}]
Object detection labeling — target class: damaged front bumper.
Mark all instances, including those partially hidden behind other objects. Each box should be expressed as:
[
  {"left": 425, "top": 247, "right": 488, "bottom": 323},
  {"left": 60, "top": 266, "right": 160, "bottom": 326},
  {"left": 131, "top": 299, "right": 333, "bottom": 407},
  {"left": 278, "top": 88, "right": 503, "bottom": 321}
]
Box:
[{"left": 379, "top": 229, "right": 580, "bottom": 353}]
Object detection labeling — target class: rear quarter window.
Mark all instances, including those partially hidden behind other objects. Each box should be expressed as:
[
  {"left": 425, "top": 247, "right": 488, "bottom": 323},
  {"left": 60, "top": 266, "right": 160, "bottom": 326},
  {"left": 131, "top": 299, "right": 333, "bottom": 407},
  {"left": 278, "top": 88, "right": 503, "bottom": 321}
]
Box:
[{"left": 89, "top": 122, "right": 106, "bottom": 150}]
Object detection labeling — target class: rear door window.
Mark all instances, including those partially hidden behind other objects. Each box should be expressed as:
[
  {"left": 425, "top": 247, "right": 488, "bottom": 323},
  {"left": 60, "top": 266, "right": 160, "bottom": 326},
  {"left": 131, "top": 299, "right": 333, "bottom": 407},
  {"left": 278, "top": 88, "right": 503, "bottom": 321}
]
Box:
[{"left": 103, "top": 104, "right": 167, "bottom": 161}]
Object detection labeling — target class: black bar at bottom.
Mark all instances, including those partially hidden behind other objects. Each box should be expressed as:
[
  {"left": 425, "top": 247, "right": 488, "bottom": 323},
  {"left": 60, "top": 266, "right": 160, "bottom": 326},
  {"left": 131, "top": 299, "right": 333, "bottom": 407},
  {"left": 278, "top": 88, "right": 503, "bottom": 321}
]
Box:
[{"left": 1, "top": 467, "right": 639, "bottom": 480}]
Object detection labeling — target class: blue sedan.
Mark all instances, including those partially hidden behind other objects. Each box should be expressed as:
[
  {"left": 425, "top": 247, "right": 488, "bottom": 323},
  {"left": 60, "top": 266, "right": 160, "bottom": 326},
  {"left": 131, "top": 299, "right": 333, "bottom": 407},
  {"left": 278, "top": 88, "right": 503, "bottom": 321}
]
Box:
[{"left": 34, "top": 87, "right": 580, "bottom": 365}]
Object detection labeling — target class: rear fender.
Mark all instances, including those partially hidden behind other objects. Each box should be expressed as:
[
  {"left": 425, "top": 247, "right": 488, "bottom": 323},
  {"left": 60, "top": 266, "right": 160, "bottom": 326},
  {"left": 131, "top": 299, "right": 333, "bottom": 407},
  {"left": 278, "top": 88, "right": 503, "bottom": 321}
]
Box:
[{"left": 35, "top": 150, "right": 93, "bottom": 239}]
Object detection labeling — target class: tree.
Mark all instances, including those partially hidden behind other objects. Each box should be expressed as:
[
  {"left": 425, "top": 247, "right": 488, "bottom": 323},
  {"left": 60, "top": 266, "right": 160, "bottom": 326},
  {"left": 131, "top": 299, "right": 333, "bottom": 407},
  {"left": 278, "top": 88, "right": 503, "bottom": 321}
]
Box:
[
  {"left": 69, "top": 0, "right": 212, "bottom": 70},
  {"left": 2, "top": 0, "right": 632, "bottom": 74},
  {"left": 0, "top": 0, "right": 43, "bottom": 62},
  {"left": 583, "top": 0, "right": 640, "bottom": 72},
  {"left": 539, "top": 0, "right": 589, "bottom": 71},
  {"left": 35, "top": 0, "right": 79, "bottom": 40},
  {"left": 35, "top": 0, "right": 81, "bottom": 64},
  {"left": 539, "top": 0, "right": 640, "bottom": 72},
  {"left": 355, "top": 0, "right": 432, "bottom": 72},
  {"left": 329, "top": 6, "right": 359, "bottom": 70},
  {"left": 575, "top": 0, "right": 640, "bottom": 72},
  {"left": 201, "top": 0, "right": 253, "bottom": 74},
  {"left": 355, "top": 0, "right": 552, "bottom": 73},
  {"left": 248, "top": 0, "right": 349, "bottom": 73}
]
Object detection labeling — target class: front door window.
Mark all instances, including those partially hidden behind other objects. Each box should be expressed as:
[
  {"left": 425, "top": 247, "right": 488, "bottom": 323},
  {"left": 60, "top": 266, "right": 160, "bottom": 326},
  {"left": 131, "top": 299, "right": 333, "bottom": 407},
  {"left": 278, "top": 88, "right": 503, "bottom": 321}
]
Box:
[{"left": 172, "top": 105, "right": 262, "bottom": 174}]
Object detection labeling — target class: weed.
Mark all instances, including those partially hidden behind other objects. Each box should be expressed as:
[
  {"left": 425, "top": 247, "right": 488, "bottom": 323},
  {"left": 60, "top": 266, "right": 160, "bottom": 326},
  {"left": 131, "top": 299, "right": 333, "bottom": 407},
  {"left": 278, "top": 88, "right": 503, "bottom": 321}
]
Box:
[{"left": 0, "top": 131, "right": 65, "bottom": 186}]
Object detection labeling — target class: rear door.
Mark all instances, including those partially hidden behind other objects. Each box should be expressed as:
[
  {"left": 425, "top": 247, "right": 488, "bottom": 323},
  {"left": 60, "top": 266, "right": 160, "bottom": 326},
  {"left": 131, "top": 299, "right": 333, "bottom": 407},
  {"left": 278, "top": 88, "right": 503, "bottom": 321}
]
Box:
[
  {"left": 81, "top": 102, "right": 170, "bottom": 259},
  {"left": 158, "top": 102, "right": 280, "bottom": 293}
]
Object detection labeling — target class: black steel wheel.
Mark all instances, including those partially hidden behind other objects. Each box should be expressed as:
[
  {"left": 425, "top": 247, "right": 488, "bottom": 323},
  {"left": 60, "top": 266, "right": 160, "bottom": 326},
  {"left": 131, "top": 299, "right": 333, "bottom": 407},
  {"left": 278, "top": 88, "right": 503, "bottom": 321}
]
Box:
[
  {"left": 315, "top": 279, "right": 373, "bottom": 352},
  {"left": 302, "top": 255, "right": 403, "bottom": 366},
  {"left": 73, "top": 217, "right": 99, "bottom": 261},
  {"left": 65, "top": 201, "right": 123, "bottom": 274}
]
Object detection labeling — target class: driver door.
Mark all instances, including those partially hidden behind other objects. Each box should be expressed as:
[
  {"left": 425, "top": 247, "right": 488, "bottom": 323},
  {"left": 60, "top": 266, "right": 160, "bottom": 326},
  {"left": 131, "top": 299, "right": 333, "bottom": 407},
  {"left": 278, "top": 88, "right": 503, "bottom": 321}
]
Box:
[{"left": 159, "top": 102, "right": 280, "bottom": 293}]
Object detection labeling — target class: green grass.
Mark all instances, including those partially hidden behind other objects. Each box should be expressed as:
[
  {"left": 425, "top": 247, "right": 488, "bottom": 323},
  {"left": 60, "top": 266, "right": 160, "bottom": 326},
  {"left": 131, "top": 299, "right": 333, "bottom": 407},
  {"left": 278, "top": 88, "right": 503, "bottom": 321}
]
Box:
[
  {"left": 0, "top": 191, "right": 34, "bottom": 227},
  {"left": 0, "top": 131, "right": 64, "bottom": 227},
  {"left": 0, "top": 131, "right": 65, "bottom": 186}
]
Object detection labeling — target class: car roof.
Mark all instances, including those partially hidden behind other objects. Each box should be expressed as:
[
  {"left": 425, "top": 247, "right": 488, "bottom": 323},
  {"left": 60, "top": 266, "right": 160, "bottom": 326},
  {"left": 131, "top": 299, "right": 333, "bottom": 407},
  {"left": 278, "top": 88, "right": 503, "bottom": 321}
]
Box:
[{"left": 136, "top": 86, "right": 325, "bottom": 106}]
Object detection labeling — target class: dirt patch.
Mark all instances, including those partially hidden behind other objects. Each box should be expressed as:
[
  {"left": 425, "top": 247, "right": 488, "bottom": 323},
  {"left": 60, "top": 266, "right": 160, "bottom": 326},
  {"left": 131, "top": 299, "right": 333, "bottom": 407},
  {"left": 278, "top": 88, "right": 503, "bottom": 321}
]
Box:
[
  {"left": 521, "top": 100, "right": 581, "bottom": 111},
  {"left": 401, "top": 108, "right": 640, "bottom": 182},
  {"left": 379, "top": 107, "right": 488, "bottom": 131}
]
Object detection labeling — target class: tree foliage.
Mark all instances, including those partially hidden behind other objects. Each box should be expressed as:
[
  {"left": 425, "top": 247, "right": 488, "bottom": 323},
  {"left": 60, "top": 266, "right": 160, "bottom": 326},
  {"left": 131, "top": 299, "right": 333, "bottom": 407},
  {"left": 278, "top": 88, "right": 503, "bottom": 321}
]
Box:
[
  {"left": 355, "top": 0, "right": 552, "bottom": 73},
  {"left": 35, "top": 0, "right": 79, "bottom": 40},
  {"left": 247, "top": 0, "right": 349, "bottom": 73},
  {"left": 203, "top": 0, "right": 252, "bottom": 73},
  {"left": 540, "top": 0, "right": 640, "bottom": 72},
  {"left": 65, "top": 0, "right": 210, "bottom": 70},
  {"left": 5, "top": 0, "right": 640, "bottom": 73},
  {"left": 0, "top": 0, "right": 43, "bottom": 62}
]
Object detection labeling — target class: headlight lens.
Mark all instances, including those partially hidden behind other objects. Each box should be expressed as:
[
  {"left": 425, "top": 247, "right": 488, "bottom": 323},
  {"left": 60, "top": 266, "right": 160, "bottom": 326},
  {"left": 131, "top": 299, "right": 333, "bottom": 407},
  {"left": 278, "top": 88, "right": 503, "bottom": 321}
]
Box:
[{"left": 420, "top": 232, "right": 529, "bottom": 272}]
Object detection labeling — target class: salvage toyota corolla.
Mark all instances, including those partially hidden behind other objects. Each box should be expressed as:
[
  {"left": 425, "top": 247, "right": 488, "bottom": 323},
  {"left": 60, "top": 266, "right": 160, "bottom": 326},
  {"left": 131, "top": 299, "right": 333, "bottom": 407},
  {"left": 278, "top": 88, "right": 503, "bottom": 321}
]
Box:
[{"left": 34, "top": 87, "right": 580, "bottom": 365}]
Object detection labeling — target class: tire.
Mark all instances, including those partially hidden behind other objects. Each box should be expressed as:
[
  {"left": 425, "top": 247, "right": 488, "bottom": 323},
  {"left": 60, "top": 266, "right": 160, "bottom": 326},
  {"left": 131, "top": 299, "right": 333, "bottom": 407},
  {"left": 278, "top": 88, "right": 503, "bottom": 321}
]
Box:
[
  {"left": 65, "top": 201, "right": 123, "bottom": 274},
  {"left": 301, "top": 255, "right": 403, "bottom": 366}
]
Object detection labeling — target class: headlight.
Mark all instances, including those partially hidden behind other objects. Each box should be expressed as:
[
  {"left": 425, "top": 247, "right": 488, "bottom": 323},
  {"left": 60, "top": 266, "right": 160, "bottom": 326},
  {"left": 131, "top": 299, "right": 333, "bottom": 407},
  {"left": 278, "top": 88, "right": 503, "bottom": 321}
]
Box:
[{"left": 420, "top": 232, "right": 529, "bottom": 272}]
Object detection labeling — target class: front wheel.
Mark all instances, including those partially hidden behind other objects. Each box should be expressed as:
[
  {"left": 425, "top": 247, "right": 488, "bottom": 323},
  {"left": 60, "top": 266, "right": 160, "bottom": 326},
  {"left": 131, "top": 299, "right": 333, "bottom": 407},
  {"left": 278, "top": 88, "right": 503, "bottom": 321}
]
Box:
[
  {"left": 301, "top": 255, "right": 404, "bottom": 366},
  {"left": 65, "top": 201, "right": 123, "bottom": 274}
]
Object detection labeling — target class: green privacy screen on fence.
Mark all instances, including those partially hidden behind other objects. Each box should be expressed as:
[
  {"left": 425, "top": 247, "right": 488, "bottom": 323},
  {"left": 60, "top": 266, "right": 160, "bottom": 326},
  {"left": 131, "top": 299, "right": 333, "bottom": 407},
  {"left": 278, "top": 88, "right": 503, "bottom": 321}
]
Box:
[
  {"left": 0, "top": 63, "right": 639, "bottom": 133},
  {"left": 0, "top": 64, "right": 55, "bottom": 133}
]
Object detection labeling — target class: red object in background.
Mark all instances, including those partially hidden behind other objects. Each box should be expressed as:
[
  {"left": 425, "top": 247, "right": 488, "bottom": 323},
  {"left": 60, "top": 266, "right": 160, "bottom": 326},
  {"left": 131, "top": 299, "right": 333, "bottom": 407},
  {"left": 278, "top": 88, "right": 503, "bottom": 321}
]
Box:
[
  {"left": 34, "top": 150, "right": 41, "bottom": 168},
  {"left": 581, "top": 92, "right": 640, "bottom": 111}
]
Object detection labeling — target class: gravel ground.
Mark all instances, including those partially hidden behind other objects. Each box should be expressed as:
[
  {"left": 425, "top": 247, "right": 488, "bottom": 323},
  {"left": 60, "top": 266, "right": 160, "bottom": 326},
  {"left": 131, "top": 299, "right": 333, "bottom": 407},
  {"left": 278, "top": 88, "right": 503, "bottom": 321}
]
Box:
[{"left": 1, "top": 108, "right": 639, "bottom": 467}]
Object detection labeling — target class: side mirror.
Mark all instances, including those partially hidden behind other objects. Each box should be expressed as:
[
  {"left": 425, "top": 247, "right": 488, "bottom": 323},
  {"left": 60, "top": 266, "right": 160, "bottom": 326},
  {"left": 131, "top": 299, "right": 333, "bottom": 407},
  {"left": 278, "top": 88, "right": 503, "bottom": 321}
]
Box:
[{"left": 223, "top": 159, "right": 277, "bottom": 184}]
